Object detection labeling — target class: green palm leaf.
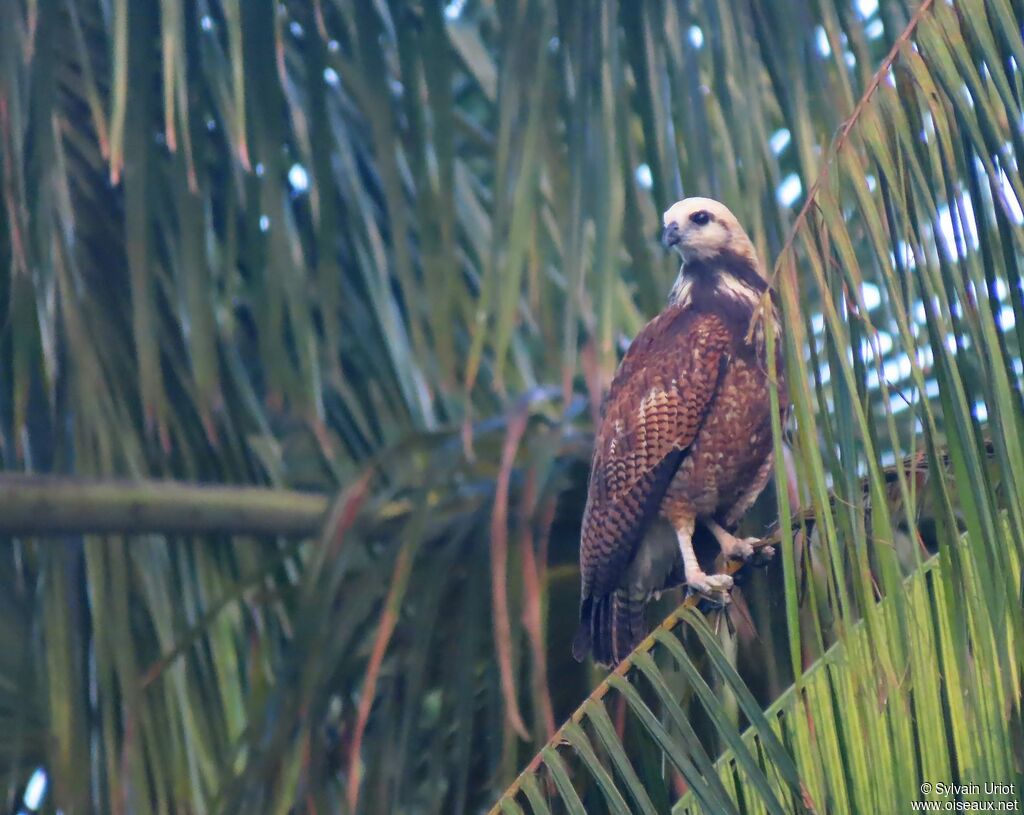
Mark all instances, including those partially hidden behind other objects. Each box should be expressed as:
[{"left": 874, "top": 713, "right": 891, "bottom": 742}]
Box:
[
  {"left": 0, "top": 0, "right": 1021, "bottom": 812},
  {"left": 493, "top": 0, "right": 1024, "bottom": 810},
  {"left": 492, "top": 541, "right": 1022, "bottom": 814}
]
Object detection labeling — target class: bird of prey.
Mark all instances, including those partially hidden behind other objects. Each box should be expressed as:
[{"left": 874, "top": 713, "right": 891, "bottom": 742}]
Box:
[{"left": 572, "top": 197, "right": 788, "bottom": 666}]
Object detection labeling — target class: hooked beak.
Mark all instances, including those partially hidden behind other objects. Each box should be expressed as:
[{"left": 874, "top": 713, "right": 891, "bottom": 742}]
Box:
[{"left": 662, "top": 221, "right": 681, "bottom": 249}]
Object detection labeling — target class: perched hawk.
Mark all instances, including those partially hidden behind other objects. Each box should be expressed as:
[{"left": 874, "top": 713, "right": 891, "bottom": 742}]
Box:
[{"left": 573, "top": 198, "right": 787, "bottom": 666}]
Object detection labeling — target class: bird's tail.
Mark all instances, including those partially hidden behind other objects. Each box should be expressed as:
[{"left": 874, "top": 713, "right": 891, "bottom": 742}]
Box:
[{"left": 572, "top": 591, "right": 646, "bottom": 667}]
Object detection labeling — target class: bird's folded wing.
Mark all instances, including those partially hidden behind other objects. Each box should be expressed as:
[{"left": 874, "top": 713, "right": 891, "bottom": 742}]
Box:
[{"left": 580, "top": 309, "right": 732, "bottom": 599}]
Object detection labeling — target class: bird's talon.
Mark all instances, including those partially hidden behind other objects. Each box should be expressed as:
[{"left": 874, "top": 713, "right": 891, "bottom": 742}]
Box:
[
  {"left": 704, "top": 572, "right": 734, "bottom": 591},
  {"left": 686, "top": 571, "right": 733, "bottom": 607},
  {"left": 750, "top": 544, "right": 776, "bottom": 566},
  {"left": 697, "top": 596, "right": 731, "bottom": 614},
  {"left": 691, "top": 590, "right": 732, "bottom": 611},
  {"left": 722, "top": 535, "right": 758, "bottom": 561}
]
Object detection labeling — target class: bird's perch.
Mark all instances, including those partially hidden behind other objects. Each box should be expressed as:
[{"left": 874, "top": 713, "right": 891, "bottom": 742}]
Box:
[{"left": 0, "top": 474, "right": 329, "bottom": 537}]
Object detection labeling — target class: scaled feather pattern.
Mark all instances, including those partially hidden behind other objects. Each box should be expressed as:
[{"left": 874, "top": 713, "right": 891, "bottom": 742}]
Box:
[{"left": 574, "top": 198, "right": 788, "bottom": 666}]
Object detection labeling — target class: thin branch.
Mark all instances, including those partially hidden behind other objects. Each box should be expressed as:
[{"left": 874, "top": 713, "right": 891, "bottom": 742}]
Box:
[
  {"left": 347, "top": 539, "right": 417, "bottom": 812},
  {"left": 0, "top": 474, "right": 329, "bottom": 537},
  {"left": 770, "top": 0, "right": 938, "bottom": 285},
  {"left": 490, "top": 404, "right": 532, "bottom": 741}
]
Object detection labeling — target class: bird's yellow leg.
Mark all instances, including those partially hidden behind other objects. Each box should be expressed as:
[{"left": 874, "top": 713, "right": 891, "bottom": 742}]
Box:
[
  {"left": 705, "top": 518, "right": 775, "bottom": 563},
  {"left": 673, "top": 514, "right": 734, "bottom": 598}
]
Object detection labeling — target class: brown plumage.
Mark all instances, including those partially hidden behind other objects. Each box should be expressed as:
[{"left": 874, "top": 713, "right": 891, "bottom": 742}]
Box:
[{"left": 573, "top": 198, "right": 788, "bottom": 666}]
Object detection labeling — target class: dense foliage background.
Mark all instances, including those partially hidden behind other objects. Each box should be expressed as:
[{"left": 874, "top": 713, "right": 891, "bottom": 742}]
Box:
[{"left": 0, "top": 0, "right": 1021, "bottom": 812}]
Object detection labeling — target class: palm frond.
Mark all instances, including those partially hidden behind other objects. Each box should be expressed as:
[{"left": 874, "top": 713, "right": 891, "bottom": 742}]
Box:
[
  {"left": 493, "top": 537, "right": 1021, "bottom": 814},
  {"left": 0, "top": 0, "right": 1021, "bottom": 812},
  {"left": 494, "top": 0, "right": 1024, "bottom": 809}
]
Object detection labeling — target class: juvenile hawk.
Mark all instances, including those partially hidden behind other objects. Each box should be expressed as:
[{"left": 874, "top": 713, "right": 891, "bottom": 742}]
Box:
[{"left": 573, "top": 197, "right": 787, "bottom": 666}]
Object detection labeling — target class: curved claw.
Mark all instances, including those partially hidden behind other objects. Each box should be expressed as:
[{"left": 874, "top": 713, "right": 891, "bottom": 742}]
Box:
[
  {"left": 724, "top": 536, "right": 758, "bottom": 561},
  {"left": 749, "top": 544, "right": 776, "bottom": 566},
  {"left": 695, "top": 594, "right": 732, "bottom": 613},
  {"left": 686, "top": 571, "right": 733, "bottom": 607},
  {"left": 706, "top": 520, "right": 761, "bottom": 563}
]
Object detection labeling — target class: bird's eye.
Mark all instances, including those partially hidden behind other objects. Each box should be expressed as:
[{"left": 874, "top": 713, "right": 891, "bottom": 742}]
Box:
[{"left": 690, "top": 210, "right": 711, "bottom": 226}]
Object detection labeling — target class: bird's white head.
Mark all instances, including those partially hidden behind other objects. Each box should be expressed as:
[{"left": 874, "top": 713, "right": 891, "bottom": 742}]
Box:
[{"left": 661, "top": 197, "right": 758, "bottom": 268}]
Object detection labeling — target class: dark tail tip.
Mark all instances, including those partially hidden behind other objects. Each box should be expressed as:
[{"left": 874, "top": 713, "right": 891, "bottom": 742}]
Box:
[
  {"left": 571, "top": 623, "right": 591, "bottom": 662},
  {"left": 573, "top": 592, "right": 647, "bottom": 667},
  {"left": 572, "top": 597, "right": 593, "bottom": 662},
  {"left": 611, "top": 591, "right": 646, "bottom": 664}
]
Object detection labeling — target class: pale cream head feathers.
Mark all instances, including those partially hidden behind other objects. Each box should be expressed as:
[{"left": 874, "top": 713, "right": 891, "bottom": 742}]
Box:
[{"left": 661, "top": 197, "right": 759, "bottom": 270}]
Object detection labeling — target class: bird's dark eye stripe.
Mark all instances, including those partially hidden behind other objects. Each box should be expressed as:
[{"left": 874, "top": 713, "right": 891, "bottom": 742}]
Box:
[{"left": 690, "top": 210, "right": 711, "bottom": 226}]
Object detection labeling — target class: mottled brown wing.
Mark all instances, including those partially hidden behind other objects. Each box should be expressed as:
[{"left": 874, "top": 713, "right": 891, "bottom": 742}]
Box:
[{"left": 579, "top": 307, "right": 732, "bottom": 602}]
